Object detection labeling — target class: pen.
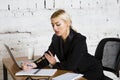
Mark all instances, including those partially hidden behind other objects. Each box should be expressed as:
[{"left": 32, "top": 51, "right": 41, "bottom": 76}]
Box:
[
  {"left": 27, "top": 64, "right": 33, "bottom": 67},
  {"left": 34, "top": 69, "right": 41, "bottom": 74}
]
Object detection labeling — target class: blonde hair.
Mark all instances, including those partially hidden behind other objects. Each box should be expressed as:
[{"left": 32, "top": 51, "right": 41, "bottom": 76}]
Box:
[{"left": 51, "top": 9, "right": 72, "bottom": 27}]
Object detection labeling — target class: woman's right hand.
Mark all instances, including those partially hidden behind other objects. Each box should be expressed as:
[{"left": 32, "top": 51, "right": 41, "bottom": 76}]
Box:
[
  {"left": 21, "top": 61, "right": 37, "bottom": 71},
  {"left": 45, "top": 51, "right": 56, "bottom": 65}
]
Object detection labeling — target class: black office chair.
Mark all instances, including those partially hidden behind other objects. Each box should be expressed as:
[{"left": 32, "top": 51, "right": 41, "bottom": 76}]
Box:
[{"left": 95, "top": 38, "right": 120, "bottom": 79}]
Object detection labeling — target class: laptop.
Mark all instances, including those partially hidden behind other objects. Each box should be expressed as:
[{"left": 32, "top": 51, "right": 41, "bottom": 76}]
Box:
[{"left": 4, "top": 44, "right": 23, "bottom": 69}]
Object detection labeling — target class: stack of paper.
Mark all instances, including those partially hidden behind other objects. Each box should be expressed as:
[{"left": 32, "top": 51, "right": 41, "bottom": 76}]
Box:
[
  {"left": 15, "top": 69, "right": 57, "bottom": 76},
  {"left": 52, "top": 72, "right": 83, "bottom": 80}
]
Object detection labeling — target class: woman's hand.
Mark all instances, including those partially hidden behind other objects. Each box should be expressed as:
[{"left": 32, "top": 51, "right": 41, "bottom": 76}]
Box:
[
  {"left": 21, "top": 61, "right": 37, "bottom": 71},
  {"left": 45, "top": 51, "right": 56, "bottom": 65}
]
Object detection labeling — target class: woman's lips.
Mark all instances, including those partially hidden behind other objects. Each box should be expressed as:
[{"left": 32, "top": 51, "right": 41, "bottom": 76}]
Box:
[{"left": 55, "top": 31, "right": 59, "bottom": 34}]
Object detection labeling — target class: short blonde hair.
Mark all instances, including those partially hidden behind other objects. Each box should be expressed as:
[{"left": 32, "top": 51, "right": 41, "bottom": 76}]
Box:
[{"left": 51, "top": 9, "right": 72, "bottom": 26}]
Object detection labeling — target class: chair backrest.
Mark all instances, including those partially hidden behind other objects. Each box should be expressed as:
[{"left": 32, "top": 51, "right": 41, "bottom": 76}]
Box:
[{"left": 95, "top": 38, "right": 120, "bottom": 77}]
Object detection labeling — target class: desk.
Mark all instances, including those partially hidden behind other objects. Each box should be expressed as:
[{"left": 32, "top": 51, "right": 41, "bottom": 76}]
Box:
[{"left": 2, "top": 57, "right": 87, "bottom": 80}]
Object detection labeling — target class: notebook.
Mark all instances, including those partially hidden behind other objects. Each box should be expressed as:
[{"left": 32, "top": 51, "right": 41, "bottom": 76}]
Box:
[
  {"left": 15, "top": 69, "right": 57, "bottom": 76},
  {"left": 4, "top": 44, "right": 33, "bottom": 69},
  {"left": 52, "top": 72, "right": 83, "bottom": 80}
]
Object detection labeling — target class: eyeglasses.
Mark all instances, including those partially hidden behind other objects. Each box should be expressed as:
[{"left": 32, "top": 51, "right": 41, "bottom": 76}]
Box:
[{"left": 25, "top": 76, "right": 51, "bottom": 80}]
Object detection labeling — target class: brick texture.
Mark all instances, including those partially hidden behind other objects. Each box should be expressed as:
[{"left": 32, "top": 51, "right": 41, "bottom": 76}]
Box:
[{"left": 0, "top": 0, "right": 120, "bottom": 79}]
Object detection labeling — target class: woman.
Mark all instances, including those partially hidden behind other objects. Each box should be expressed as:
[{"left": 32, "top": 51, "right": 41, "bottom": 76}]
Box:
[{"left": 22, "top": 9, "right": 105, "bottom": 80}]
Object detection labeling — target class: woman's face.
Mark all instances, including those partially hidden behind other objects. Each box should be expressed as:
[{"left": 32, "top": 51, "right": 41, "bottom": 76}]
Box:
[{"left": 51, "top": 17, "right": 69, "bottom": 37}]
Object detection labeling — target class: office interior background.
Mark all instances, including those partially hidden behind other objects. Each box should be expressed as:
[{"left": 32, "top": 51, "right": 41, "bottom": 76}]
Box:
[{"left": 0, "top": 0, "right": 120, "bottom": 79}]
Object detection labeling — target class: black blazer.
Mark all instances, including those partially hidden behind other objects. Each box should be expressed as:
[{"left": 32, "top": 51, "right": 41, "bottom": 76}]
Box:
[{"left": 34, "top": 29, "right": 104, "bottom": 80}]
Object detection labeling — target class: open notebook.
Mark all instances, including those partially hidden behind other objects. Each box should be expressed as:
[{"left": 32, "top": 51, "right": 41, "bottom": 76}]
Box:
[
  {"left": 52, "top": 72, "right": 83, "bottom": 80},
  {"left": 15, "top": 69, "right": 57, "bottom": 76}
]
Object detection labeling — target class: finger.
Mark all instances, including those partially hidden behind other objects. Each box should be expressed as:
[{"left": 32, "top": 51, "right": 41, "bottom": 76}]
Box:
[
  {"left": 48, "top": 51, "right": 53, "bottom": 57},
  {"left": 45, "top": 54, "right": 50, "bottom": 59},
  {"left": 22, "top": 62, "right": 33, "bottom": 70},
  {"left": 24, "top": 65, "right": 33, "bottom": 71},
  {"left": 23, "top": 65, "right": 29, "bottom": 71},
  {"left": 31, "top": 63, "right": 37, "bottom": 68},
  {"left": 21, "top": 62, "right": 27, "bottom": 68},
  {"left": 45, "top": 54, "right": 48, "bottom": 58},
  {"left": 45, "top": 53, "right": 49, "bottom": 57}
]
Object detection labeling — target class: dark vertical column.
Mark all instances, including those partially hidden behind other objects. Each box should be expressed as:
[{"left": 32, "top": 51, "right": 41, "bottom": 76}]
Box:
[
  {"left": 35, "top": 3, "right": 37, "bottom": 9},
  {"left": 3, "top": 64, "right": 8, "bottom": 80},
  {"left": 117, "top": 0, "right": 119, "bottom": 3},
  {"left": 53, "top": 0, "right": 55, "bottom": 8},
  {"left": 8, "top": 4, "right": 10, "bottom": 11},
  {"left": 44, "top": 0, "right": 46, "bottom": 8}
]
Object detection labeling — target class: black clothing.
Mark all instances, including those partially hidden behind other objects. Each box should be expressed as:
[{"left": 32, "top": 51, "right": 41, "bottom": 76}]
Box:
[
  {"left": 104, "top": 76, "right": 113, "bottom": 80},
  {"left": 34, "top": 29, "right": 104, "bottom": 80}
]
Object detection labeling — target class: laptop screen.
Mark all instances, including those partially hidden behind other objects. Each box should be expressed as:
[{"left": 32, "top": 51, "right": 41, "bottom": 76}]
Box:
[{"left": 4, "top": 44, "right": 21, "bottom": 69}]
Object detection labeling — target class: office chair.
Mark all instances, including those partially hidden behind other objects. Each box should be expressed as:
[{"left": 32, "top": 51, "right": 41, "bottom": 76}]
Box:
[{"left": 95, "top": 38, "right": 120, "bottom": 79}]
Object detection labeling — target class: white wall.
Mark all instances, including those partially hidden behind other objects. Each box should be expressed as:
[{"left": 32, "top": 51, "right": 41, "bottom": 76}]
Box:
[{"left": 0, "top": 0, "right": 120, "bottom": 79}]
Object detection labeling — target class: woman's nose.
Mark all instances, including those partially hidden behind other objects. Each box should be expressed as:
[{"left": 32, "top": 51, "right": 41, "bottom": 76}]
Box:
[{"left": 53, "top": 25, "right": 58, "bottom": 30}]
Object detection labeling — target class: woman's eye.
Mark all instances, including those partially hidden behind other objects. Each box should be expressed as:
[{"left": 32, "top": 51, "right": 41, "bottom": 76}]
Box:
[{"left": 56, "top": 24, "right": 61, "bottom": 26}]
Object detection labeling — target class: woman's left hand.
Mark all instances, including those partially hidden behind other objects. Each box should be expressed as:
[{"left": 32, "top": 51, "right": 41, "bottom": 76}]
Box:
[{"left": 45, "top": 51, "right": 56, "bottom": 65}]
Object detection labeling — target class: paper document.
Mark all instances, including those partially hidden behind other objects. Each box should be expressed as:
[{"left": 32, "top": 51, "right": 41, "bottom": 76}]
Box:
[
  {"left": 15, "top": 69, "right": 57, "bottom": 76},
  {"left": 52, "top": 72, "right": 83, "bottom": 80}
]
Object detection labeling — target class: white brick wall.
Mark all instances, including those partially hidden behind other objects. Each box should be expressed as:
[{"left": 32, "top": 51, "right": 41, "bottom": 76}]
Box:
[{"left": 0, "top": 0, "right": 120, "bottom": 80}]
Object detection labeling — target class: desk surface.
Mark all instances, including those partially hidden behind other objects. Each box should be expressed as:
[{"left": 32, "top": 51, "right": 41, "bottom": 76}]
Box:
[{"left": 2, "top": 57, "right": 87, "bottom": 80}]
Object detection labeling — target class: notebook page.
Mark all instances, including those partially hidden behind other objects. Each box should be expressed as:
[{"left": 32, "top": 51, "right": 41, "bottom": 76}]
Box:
[
  {"left": 52, "top": 72, "right": 83, "bottom": 80},
  {"left": 15, "top": 69, "right": 57, "bottom": 76}
]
